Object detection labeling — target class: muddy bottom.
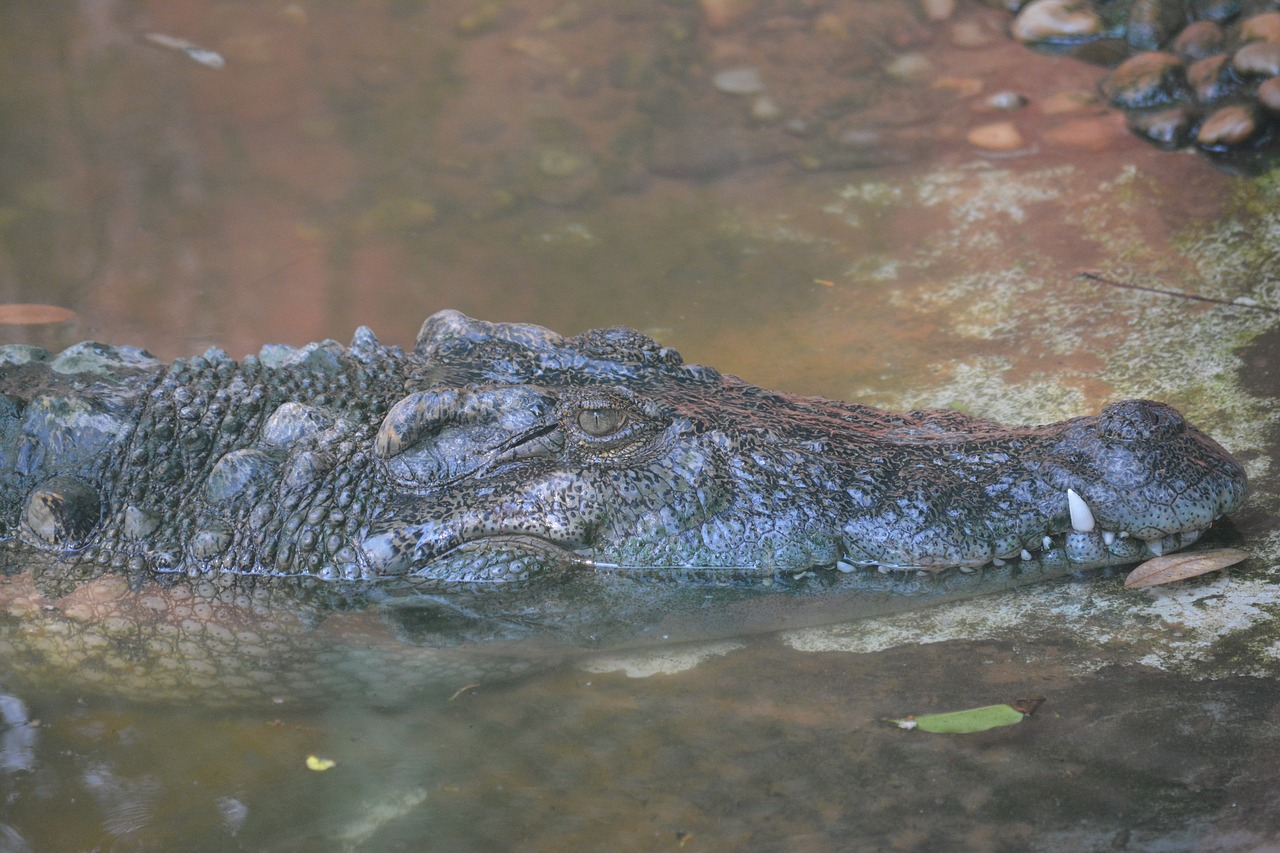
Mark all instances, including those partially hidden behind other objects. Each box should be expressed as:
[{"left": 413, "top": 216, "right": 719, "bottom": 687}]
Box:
[{"left": 6, "top": 632, "right": 1279, "bottom": 852}]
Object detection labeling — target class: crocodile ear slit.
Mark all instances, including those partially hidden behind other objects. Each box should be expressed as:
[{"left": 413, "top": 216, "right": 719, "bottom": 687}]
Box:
[{"left": 25, "top": 476, "right": 102, "bottom": 549}]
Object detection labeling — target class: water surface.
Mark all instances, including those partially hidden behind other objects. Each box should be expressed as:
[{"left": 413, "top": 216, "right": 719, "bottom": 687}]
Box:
[{"left": 2, "top": 1, "right": 1279, "bottom": 849}]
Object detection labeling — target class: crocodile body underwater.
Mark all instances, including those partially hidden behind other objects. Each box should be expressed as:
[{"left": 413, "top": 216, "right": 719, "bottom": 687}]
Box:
[{"left": 0, "top": 310, "right": 1248, "bottom": 703}]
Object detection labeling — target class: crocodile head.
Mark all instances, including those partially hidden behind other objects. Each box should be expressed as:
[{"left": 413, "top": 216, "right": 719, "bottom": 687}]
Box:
[{"left": 358, "top": 311, "right": 1248, "bottom": 588}]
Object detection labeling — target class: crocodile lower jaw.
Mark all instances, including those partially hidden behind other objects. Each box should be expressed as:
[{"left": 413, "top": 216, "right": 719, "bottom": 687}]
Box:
[{"left": 839, "top": 524, "right": 1210, "bottom": 576}]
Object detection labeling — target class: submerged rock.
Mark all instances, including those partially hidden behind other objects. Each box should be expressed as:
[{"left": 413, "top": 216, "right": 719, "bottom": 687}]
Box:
[
  {"left": 1173, "top": 21, "right": 1228, "bottom": 60},
  {"left": 712, "top": 67, "right": 766, "bottom": 95},
  {"left": 1126, "top": 105, "right": 1196, "bottom": 147},
  {"left": 1197, "top": 103, "right": 1264, "bottom": 147},
  {"left": 1101, "top": 52, "right": 1189, "bottom": 109},
  {"left": 1258, "top": 76, "right": 1280, "bottom": 111},
  {"left": 1011, "top": 0, "right": 1107, "bottom": 44},
  {"left": 967, "top": 121, "right": 1027, "bottom": 150},
  {"left": 1232, "top": 40, "right": 1280, "bottom": 76},
  {"left": 1126, "top": 0, "right": 1187, "bottom": 50}
]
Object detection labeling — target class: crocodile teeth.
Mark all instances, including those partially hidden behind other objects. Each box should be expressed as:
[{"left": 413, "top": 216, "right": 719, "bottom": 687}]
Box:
[
  {"left": 1021, "top": 549, "right": 1033, "bottom": 561},
  {"left": 1066, "top": 488, "right": 1096, "bottom": 533},
  {"left": 1146, "top": 537, "right": 1164, "bottom": 557},
  {"left": 1102, "top": 530, "right": 1116, "bottom": 546}
]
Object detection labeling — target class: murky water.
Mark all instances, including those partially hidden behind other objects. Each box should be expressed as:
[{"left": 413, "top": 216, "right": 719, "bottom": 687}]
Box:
[{"left": 2, "top": 1, "right": 1280, "bottom": 849}]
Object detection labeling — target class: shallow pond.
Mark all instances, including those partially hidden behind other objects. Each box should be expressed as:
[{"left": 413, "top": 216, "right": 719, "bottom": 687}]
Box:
[{"left": 1, "top": 1, "right": 1279, "bottom": 850}]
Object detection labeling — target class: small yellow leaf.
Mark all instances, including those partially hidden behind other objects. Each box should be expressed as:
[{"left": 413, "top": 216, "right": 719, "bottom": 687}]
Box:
[
  {"left": 1124, "top": 548, "right": 1250, "bottom": 589},
  {"left": 305, "top": 755, "right": 336, "bottom": 772}
]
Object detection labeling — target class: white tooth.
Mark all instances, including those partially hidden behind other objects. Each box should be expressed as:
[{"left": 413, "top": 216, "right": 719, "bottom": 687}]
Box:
[
  {"left": 1102, "top": 530, "right": 1116, "bottom": 546},
  {"left": 1021, "top": 549, "right": 1033, "bottom": 561},
  {"left": 992, "top": 557, "right": 1006, "bottom": 567},
  {"left": 1043, "top": 535, "right": 1053, "bottom": 550},
  {"left": 1066, "top": 488, "right": 1096, "bottom": 532},
  {"left": 836, "top": 560, "right": 856, "bottom": 573},
  {"left": 1146, "top": 538, "right": 1164, "bottom": 557}
]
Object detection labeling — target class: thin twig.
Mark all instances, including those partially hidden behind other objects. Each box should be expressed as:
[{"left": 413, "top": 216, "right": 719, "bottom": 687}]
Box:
[{"left": 1076, "top": 271, "right": 1280, "bottom": 314}]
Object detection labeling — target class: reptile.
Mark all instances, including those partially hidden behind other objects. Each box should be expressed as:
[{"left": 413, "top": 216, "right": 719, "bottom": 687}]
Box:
[{"left": 0, "top": 310, "right": 1248, "bottom": 703}]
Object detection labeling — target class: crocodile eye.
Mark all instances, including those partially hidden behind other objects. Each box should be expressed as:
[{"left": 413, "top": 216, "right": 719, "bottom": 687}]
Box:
[{"left": 577, "top": 407, "right": 627, "bottom": 437}]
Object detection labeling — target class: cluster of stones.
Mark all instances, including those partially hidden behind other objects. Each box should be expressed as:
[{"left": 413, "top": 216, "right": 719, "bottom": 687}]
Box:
[{"left": 1012, "top": 0, "right": 1280, "bottom": 159}]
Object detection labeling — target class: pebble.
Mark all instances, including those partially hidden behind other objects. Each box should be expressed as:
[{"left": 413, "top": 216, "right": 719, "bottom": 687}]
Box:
[
  {"left": 950, "top": 21, "right": 995, "bottom": 48},
  {"left": 883, "top": 52, "right": 934, "bottom": 82},
  {"left": 1232, "top": 41, "right": 1280, "bottom": 76},
  {"left": 1100, "top": 51, "right": 1188, "bottom": 109},
  {"left": 1011, "top": 0, "right": 1105, "bottom": 45},
  {"left": 1041, "top": 89, "right": 1102, "bottom": 114},
  {"left": 537, "top": 148, "right": 589, "bottom": 179},
  {"left": 986, "top": 90, "right": 1028, "bottom": 110},
  {"left": 1187, "top": 54, "right": 1232, "bottom": 103},
  {"left": 1126, "top": 0, "right": 1187, "bottom": 51},
  {"left": 1190, "top": 0, "right": 1241, "bottom": 24},
  {"left": 1258, "top": 76, "right": 1280, "bottom": 112},
  {"left": 1197, "top": 104, "right": 1261, "bottom": 147},
  {"left": 701, "top": 0, "right": 753, "bottom": 32},
  {"left": 835, "top": 127, "right": 883, "bottom": 148},
  {"left": 1126, "top": 106, "right": 1194, "bottom": 148},
  {"left": 784, "top": 117, "right": 818, "bottom": 138},
  {"left": 813, "top": 12, "right": 848, "bottom": 40},
  {"left": 921, "top": 0, "right": 956, "bottom": 23},
  {"left": 355, "top": 198, "right": 438, "bottom": 234},
  {"left": 1240, "top": 12, "right": 1280, "bottom": 43},
  {"left": 455, "top": 3, "right": 503, "bottom": 36},
  {"left": 967, "top": 121, "right": 1025, "bottom": 151},
  {"left": 712, "top": 66, "right": 765, "bottom": 95},
  {"left": 932, "top": 75, "right": 984, "bottom": 97},
  {"left": 749, "top": 95, "right": 782, "bottom": 123},
  {"left": 1172, "top": 21, "right": 1226, "bottom": 61}
]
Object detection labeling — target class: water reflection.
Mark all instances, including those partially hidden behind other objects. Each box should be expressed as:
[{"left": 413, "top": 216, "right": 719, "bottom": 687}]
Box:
[{"left": 1, "top": 0, "right": 1278, "bottom": 849}]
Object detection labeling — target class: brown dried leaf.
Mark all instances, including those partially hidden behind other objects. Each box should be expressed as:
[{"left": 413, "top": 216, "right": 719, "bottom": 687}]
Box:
[
  {"left": 0, "top": 304, "right": 75, "bottom": 325},
  {"left": 1123, "top": 548, "right": 1250, "bottom": 589}
]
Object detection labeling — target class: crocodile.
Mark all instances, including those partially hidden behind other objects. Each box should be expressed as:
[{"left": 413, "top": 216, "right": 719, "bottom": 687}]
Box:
[{"left": 0, "top": 310, "right": 1249, "bottom": 703}]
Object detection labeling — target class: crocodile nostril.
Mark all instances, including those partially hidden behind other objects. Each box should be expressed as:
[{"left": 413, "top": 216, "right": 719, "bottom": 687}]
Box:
[{"left": 1098, "top": 399, "right": 1185, "bottom": 442}]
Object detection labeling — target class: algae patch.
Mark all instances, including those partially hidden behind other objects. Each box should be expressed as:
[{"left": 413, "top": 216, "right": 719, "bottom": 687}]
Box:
[
  {"left": 579, "top": 640, "right": 745, "bottom": 678},
  {"left": 805, "top": 160, "right": 1280, "bottom": 680}
]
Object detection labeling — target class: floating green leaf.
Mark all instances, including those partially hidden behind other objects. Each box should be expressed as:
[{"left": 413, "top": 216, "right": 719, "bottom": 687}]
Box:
[{"left": 886, "top": 696, "right": 1044, "bottom": 733}]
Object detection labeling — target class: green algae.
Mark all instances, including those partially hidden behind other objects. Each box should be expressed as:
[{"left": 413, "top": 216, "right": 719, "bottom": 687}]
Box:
[{"left": 786, "top": 158, "right": 1280, "bottom": 681}]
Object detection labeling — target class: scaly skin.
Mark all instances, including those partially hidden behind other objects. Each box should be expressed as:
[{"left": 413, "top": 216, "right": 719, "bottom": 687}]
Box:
[{"left": 0, "top": 311, "right": 1249, "bottom": 702}]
